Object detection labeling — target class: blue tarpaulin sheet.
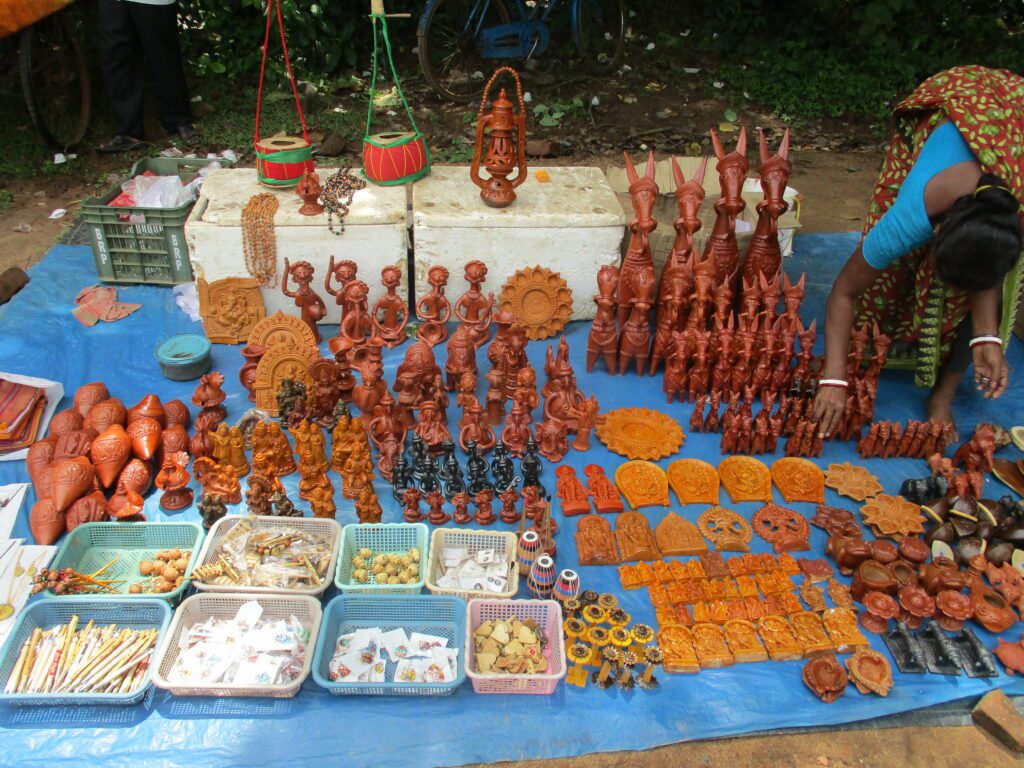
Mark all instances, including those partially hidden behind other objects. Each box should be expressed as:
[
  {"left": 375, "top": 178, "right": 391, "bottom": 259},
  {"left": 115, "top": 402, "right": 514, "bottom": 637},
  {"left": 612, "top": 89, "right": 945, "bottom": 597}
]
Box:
[{"left": 0, "top": 237, "right": 1022, "bottom": 768}]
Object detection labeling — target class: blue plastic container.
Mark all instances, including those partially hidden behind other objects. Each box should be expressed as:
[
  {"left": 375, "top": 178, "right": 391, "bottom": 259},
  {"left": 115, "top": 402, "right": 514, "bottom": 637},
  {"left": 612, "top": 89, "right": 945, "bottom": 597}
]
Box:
[
  {"left": 336, "top": 523, "right": 428, "bottom": 595},
  {"left": 154, "top": 334, "right": 211, "bottom": 380},
  {"left": 312, "top": 594, "right": 466, "bottom": 696},
  {"left": 0, "top": 597, "right": 171, "bottom": 706}
]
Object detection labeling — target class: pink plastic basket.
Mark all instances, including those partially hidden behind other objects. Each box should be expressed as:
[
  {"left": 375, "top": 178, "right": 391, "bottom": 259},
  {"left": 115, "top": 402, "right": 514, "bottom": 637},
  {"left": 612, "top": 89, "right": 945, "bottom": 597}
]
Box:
[{"left": 465, "top": 599, "right": 565, "bottom": 694}]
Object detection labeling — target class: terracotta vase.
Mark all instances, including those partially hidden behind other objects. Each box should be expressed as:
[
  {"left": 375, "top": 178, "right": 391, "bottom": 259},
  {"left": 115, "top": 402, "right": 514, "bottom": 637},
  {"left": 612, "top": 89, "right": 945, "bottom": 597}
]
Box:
[
  {"left": 48, "top": 408, "right": 84, "bottom": 436},
  {"left": 65, "top": 491, "right": 108, "bottom": 532},
  {"left": 239, "top": 344, "right": 266, "bottom": 402},
  {"left": 54, "top": 429, "right": 96, "bottom": 461},
  {"left": 26, "top": 437, "right": 58, "bottom": 486},
  {"left": 128, "top": 394, "right": 166, "bottom": 427},
  {"left": 126, "top": 416, "right": 162, "bottom": 461},
  {"left": 50, "top": 456, "right": 96, "bottom": 513},
  {"left": 118, "top": 458, "right": 153, "bottom": 495},
  {"left": 85, "top": 398, "right": 126, "bottom": 433},
  {"left": 30, "top": 498, "right": 65, "bottom": 545},
  {"left": 88, "top": 424, "right": 131, "bottom": 488},
  {"left": 164, "top": 399, "right": 191, "bottom": 428},
  {"left": 73, "top": 382, "right": 110, "bottom": 417}
]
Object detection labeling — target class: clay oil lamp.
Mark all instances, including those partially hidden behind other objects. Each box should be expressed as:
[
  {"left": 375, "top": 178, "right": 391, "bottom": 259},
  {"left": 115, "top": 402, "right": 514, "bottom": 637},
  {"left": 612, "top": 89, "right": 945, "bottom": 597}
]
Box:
[
  {"left": 860, "top": 591, "right": 899, "bottom": 634},
  {"left": 890, "top": 559, "right": 920, "bottom": 590},
  {"left": 850, "top": 559, "right": 896, "bottom": 601},
  {"left": 897, "top": 585, "right": 935, "bottom": 629},
  {"left": 934, "top": 590, "right": 973, "bottom": 632},
  {"left": 868, "top": 539, "right": 898, "bottom": 565},
  {"left": 970, "top": 585, "right": 1018, "bottom": 634},
  {"left": 802, "top": 655, "right": 847, "bottom": 704}
]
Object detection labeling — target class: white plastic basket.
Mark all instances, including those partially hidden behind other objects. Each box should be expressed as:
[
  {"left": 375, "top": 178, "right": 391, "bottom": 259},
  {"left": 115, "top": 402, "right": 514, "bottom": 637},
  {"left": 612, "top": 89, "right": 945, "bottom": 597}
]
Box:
[
  {"left": 192, "top": 515, "right": 340, "bottom": 597},
  {"left": 424, "top": 527, "right": 519, "bottom": 601},
  {"left": 151, "top": 593, "right": 321, "bottom": 698}
]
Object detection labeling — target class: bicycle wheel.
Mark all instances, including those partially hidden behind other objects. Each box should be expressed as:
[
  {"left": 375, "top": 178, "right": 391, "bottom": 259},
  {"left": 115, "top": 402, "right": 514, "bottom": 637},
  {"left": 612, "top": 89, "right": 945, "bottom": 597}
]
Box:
[
  {"left": 418, "top": 0, "right": 512, "bottom": 103},
  {"left": 572, "top": 0, "right": 625, "bottom": 73},
  {"left": 19, "top": 12, "right": 91, "bottom": 151}
]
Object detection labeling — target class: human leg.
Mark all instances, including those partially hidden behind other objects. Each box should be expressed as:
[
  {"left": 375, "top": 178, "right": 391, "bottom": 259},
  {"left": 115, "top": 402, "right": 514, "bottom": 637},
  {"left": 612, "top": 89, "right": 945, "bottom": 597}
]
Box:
[
  {"left": 129, "top": 1, "right": 193, "bottom": 133},
  {"left": 97, "top": 0, "right": 145, "bottom": 140},
  {"left": 924, "top": 317, "right": 971, "bottom": 438}
]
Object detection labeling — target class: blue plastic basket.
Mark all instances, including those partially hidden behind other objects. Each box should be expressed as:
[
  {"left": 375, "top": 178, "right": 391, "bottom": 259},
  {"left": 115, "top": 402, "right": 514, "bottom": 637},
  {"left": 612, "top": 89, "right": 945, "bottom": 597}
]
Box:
[
  {"left": 0, "top": 597, "right": 171, "bottom": 706},
  {"left": 335, "top": 523, "right": 428, "bottom": 595},
  {"left": 312, "top": 594, "right": 466, "bottom": 696},
  {"left": 46, "top": 522, "right": 204, "bottom": 604}
]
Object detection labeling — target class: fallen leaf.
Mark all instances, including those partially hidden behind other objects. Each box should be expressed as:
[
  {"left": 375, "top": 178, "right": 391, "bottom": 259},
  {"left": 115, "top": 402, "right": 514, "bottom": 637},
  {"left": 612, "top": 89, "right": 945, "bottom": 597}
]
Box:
[
  {"left": 724, "top": 108, "right": 738, "bottom": 122},
  {"left": 718, "top": 121, "right": 737, "bottom": 133}
]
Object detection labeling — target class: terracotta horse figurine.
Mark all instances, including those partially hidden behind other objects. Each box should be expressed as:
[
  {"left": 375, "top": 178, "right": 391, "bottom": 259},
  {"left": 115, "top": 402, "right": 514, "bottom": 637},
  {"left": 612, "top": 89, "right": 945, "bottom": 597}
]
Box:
[
  {"left": 702, "top": 127, "right": 748, "bottom": 291},
  {"left": 655, "top": 156, "right": 706, "bottom": 329},
  {"left": 741, "top": 128, "right": 792, "bottom": 286},
  {"left": 617, "top": 149, "right": 658, "bottom": 328}
]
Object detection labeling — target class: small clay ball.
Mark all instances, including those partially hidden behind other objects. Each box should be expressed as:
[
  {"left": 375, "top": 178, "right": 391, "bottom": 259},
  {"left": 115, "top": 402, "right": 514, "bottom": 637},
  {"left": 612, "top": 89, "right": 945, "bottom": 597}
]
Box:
[
  {"left": 387, "top": 554, "right": 400, "bottom": 565},
  {"left": 408, "top": 548, "right": 420, "bottom": 563},
  {"left": 388, "top": 575, "right": 401, "bottom": 584},
  {"left": 352, "top": 556, "right": 366, "bottom": 570},
  {"left": 128, "top": 583, "right": 143, "bottom": 594},
  {"left": 161, "top": 565, "right": 179, "bottom": 581},
  {"left": 400, "top": 555, "right": 412, "bottom": 568},
  {"left": 374, "top": 554, "right": 387, "bottom": 568},
  {"left": 175, "top": 576, "right": 183, "bottom": 587},
  {"left": 173, "top": 558, "right": 188, "bottom": 571},
  {"left": 385, "top": 564, "right": 399, "bottom": 576},
  {"left": 168, "top": 548, "right": 182, "bottom": 560},
  {"left": 154, "top": 578, "right": 173, "bottom": 593},
  {"left": 139, "top": 561, "right": 154, "bottom": 576},
  {"left": 358, "top": 548, "right": 373, "bottom": 559},
  {"left": 155, "top": 550, "right": 169, "bottom": 562}
]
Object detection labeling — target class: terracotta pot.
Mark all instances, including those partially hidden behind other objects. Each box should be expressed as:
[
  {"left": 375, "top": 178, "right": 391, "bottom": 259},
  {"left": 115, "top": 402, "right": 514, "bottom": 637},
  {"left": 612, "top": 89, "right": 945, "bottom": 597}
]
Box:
[
  {"left": 48, "top": 408, "right": 84, "bottom": 436},
  {"left": 971, "top": 585, "right": 1018, "bottom": 634},
  {"left": 239, "top": 344, "right": 266, "bottom": 402},
  {"left": 65, "top": 490, "right": 108, "bottom": 531},
  {"left": 108, "top": 487, "right": 145, "bottom": 519},
  {"left": 850, "top": 559, "right": 896, "bottom": 601},
  {"left": 160, "top": 424, "right": 189, "bottom": 458},
  {"left": 33, "top": 463, "right": 56, "bottom": 501},
  {"left": 128, "top": 394, "right": 166, "bottom": 427},
  {"left": 73, "top": 382, "right": 109, "bottom": 417},
  {"left": 53, "top": 428, "right": 97, "bottom": 461},
  {"left": 30, "top": 498, "right": 64, "bottom": 545},
  {"left": 164, "top": 399, "right": 191, "bottom": 429},
  {"left": 85, "top": 398, "right": 126, "bottom": 433},
  {"left": 26, "top": 437, "right": 57, "bottom": 487},
  {"left": 126, "top": 416, "right": 162, "bottom": 461},
  {"left": 50, "top": 456, "right": 95, "bottom": 513},
  {"left": 89, "top": 424, "right": 131, "bottom": 488},
  {"left": 118, "top": 458, "right": 153, "bottom": 495}
]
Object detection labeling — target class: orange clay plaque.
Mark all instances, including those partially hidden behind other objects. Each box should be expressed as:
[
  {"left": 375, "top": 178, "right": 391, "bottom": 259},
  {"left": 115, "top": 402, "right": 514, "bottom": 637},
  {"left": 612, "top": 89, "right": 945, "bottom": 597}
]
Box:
[
  {"left": 771, "top": 457, "right": 825, "bottom": 503},
  {"left": 824, "top": 461, "right": 883, "bottom": 502},
  {"left": 718, "top": 456, "right": 772, "bottom": 503},
  {"left": 597, "top": 408, "right": 685, "bottom": 461},
  {"left": 859, "top": 493, "right": 925, "bottom": 540},
  {"left": 697, "top": 506, "right": 753, "bottom": 553},
  {"left": 666, "top": 458, "right": 720, "bottom": 505},
  {"left": 655, "top": 512, "right": 707, "bottom": 557},
  {"left": 614, "top": 460, "right": 670, "bottom": 509}
]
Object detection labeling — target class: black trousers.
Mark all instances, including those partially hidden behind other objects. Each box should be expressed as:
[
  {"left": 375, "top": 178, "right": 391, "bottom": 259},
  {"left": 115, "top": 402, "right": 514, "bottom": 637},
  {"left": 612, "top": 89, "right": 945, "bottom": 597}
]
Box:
[{"left": 97, "top": 0, "right": 191, "bottom": 137}]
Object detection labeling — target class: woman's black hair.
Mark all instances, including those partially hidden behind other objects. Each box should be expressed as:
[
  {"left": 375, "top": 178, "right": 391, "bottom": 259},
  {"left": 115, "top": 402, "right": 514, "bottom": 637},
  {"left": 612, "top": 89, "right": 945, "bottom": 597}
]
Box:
[{"left": 933, "top": 173, "right": 1021, "bottom": 292}]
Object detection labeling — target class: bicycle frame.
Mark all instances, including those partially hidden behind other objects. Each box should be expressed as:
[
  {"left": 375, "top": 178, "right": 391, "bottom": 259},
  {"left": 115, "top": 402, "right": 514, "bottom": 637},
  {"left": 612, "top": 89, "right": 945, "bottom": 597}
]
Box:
[{"left": 418, "top": 0, "right": 567, "bottom": 60}]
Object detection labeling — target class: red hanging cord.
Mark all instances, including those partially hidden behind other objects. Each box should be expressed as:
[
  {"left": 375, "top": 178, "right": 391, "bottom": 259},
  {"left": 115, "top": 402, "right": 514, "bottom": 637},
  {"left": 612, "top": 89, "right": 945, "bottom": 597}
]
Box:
[{"left": 254, "top": 0, "right": 310, "bottom": 145}]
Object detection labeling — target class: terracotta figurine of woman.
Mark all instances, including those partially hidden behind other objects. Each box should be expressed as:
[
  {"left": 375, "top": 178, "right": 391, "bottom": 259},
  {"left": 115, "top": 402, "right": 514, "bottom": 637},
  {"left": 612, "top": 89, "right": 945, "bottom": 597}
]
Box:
[
  {"left": 416, "top": 265, "right": 452, "bottom": 346},
  {"left": 371, "top": 265, "right": 409, "bottom": 347},
  {"left": 454, "top": 260, "right": 495, "bottom": 348},
  {"left": 282, "top": 258, "right": 326, "bottom": 343}
]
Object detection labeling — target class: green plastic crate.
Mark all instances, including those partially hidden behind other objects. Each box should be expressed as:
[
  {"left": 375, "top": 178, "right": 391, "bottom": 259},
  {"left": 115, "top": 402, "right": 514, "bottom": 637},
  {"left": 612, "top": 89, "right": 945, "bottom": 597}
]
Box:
[{"left": 82, "top": 156, "right": 230, "bottom": 286}]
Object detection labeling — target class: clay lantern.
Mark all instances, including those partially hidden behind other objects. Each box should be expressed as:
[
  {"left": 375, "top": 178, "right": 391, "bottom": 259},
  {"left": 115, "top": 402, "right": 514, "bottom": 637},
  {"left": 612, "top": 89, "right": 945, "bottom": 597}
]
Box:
[{"left": 469, "top": 67, "right": 527, "bottom": 208}]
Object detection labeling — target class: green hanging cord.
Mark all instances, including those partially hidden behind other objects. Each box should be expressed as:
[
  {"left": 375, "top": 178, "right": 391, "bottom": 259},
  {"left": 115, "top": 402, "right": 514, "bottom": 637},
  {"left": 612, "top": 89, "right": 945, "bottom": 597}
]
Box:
[{"left": 365, "top": 12, "right": 422, "bottom": 137}]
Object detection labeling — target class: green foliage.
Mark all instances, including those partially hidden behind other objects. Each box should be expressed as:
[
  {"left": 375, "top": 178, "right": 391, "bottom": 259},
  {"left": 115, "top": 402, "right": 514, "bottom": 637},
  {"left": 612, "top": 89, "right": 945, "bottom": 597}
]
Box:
[
  {"left": 647, "top": 0, "right": 1024, "bottom": 121},
  {"left": 177, "top": 0, "right": 389, "bottom": 85},
  {"left": 532, "top": 97, "right": 585, "bottom": 127},
  {"left": 0, "top": 190, "right": 12, "bottom": 210}
]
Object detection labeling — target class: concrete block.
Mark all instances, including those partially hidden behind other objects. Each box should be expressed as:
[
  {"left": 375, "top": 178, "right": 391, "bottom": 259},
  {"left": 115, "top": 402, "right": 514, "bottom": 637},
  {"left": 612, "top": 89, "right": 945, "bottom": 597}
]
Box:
[
  {"left": 412, "top": 165, "right": 625, "bottom": 320},
  {"left": 185, "top": 168, "right": 409, "bottom": 325},
  {"left": 973, "top": 689, "right": 1024, "bottom": 752}
]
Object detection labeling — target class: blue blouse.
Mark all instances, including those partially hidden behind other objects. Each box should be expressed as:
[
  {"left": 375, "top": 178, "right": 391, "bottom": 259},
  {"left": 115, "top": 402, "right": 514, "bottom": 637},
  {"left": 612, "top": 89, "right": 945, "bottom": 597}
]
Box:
[{"left": 862, "top": 121, "right": 977, "bottom": 269}]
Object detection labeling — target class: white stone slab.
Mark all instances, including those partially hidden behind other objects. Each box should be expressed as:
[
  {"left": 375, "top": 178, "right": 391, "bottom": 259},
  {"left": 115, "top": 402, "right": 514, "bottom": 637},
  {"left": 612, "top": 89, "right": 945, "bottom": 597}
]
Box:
[
  {"left": 185, "top": 168, "right": 409, "bottom": 325},
  {"left": 412, "top": 165, "right": 625, "bottom": 320}
]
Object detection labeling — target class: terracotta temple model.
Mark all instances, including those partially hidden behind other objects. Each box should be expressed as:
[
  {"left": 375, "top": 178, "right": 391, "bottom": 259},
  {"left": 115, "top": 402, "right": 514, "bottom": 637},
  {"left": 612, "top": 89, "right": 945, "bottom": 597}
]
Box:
[{"left": 470, "top": 67, "right": 528, "bottom": 208}]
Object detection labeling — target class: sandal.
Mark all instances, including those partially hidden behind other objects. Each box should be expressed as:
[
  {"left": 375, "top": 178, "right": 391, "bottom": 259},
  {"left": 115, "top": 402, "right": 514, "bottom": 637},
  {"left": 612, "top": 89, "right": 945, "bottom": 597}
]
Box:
[{"left": 96, "top": 135, "right": 148, "bottom": 154}]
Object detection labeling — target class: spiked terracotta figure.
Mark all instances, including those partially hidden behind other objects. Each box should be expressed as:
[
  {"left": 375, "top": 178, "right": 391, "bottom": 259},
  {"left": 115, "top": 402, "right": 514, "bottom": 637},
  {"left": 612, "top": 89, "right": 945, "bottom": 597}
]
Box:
[
  {"left": 741, "top": 130, "right": 791, "bottom": 284},
  {"left": 587, "top": 264, "right": 620, "bottom": 374},
  {"left": 618, "top": 150, "right": 659, "bottom": 328},
  {"left": 703, "top": 128, "right": 748, "bottom": 288}
]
